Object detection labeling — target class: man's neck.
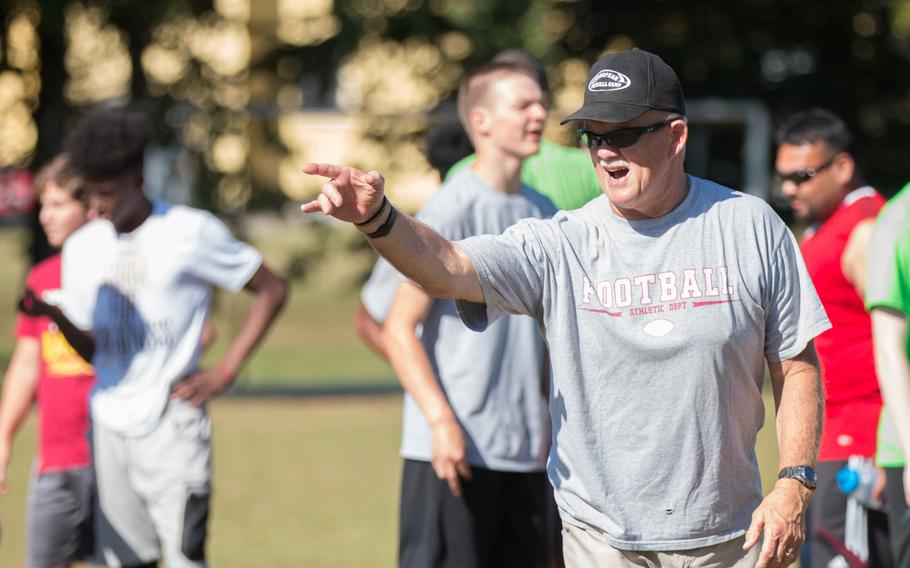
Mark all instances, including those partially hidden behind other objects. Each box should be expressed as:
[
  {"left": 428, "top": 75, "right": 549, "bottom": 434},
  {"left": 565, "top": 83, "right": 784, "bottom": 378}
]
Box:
[
  {"left": 817, "top": 183, "right": 865, "bottom": 225},
  {"left": 612, "top": 169, "right": 690, "bottom": 220},
  {"left": 470, "top": 150, "right": 524, "bottom": 195},
  {"left": 845, "top": 181, "right": 869, "bottom": 195},
  {"left": 117, "top": 197, "right": 154, "bottom": 234}
]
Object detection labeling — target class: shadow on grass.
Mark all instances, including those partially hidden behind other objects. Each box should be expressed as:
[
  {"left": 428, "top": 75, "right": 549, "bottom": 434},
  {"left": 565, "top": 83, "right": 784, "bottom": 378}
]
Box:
[{"left": 227, "top": 380, "right": 403, "bottom": 398}]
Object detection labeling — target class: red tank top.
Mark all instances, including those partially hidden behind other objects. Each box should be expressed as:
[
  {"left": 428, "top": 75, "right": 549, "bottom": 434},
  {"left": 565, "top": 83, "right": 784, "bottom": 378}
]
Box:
[{"left": 801, "top": 187, "right": 885, "bottom": 460}]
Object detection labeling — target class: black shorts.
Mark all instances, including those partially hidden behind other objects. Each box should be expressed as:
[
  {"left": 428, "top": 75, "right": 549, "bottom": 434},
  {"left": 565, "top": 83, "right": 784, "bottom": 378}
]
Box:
[
  {"left": 399, "top": 459, "right": 552, "bottom": 568},
  {"left": 884, "top": 467, "right": 910, "bottom": 566}
]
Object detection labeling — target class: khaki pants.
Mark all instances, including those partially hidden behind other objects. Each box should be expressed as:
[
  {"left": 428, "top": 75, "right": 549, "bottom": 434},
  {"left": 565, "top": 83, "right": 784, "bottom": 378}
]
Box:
[{"left": 562, "top": 523, "right": 761, "bottom": 567}]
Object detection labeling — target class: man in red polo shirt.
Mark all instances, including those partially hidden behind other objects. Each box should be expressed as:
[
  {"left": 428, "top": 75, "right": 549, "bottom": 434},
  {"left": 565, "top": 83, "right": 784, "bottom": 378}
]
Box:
[{"left": 776, "top": 109, "right": 889, "bottom": 567}]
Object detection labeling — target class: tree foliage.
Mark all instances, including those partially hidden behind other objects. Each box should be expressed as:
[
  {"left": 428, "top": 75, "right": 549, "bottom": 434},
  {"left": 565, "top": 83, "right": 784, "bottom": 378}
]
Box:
[{"left": 3, "top": 0, "right": 910, "bottom": 205}]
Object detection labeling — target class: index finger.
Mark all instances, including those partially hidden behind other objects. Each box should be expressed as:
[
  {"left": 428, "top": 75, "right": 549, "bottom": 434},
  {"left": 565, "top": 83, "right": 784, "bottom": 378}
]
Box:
[
  {"left": 446, "top": 468, "right": 462, "bottom": 497},
  {"left": 456, "top": 461, "right": 472, "bottom": 482},
  {"left": 302, "top": 163, "right": 343, "bottom": 179},
  {"left": 743, "top": 514, "right": 763, "bottom": 550},
  {"left": 755, "top": 527, "right": 777, "bottom": 568}
]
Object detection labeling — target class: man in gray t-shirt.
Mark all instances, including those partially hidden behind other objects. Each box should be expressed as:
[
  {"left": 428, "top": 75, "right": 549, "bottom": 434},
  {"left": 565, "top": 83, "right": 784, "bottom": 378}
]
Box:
[
  {"left": 361, "top": 62, "right": 558, "bottom": 568},
  {"left": 303, "top": 49, "right": 829, "bottom": 568},
  {"left": 361, "top": 168, "right": 556, "bottom": 473},
  {"left": 365, "top": 168, "right": 554, "bottom": 477}
]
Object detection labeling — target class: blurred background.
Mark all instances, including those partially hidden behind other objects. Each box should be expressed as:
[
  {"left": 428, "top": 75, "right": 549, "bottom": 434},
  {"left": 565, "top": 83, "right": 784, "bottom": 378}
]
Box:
[{"left": 1, "top": 0, "right": 909, "bottom": 565}]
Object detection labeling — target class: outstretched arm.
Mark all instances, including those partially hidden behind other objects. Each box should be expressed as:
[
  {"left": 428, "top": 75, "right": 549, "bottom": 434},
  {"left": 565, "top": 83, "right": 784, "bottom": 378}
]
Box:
[
  {"left": 383, "top": 281, "right": 471, "bottom": 496},
  {"left": 300, "top": 163, "right": 483, "bottom": 303},
  {"left": 0, "top": 338, "right": 41, "bottom": 493},
  {"left": 171, "top": 264, "right": 288, "bottom": 406},
  {"left": 872, "top": 308, "right": 910, "bottom": 503},
  {"left": 744, "top": 342, "right": 822, "bottom": 568}
]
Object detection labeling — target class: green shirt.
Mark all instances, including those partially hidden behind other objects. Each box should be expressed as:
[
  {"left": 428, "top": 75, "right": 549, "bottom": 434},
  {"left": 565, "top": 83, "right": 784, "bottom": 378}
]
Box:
[
  {"left": 866, "top": 183, "right": 910, "bottom": 467},
  {"left": 446, "top": 139, "right": 602, "bottom": 211}
]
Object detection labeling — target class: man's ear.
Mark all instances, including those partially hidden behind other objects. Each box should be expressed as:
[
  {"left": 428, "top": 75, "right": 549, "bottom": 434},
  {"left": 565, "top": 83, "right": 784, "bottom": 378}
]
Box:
[
  {"left": 470, "top": 107, "right": 492, "bottom": 137},
  {"left": 832, "top": 152, "right": 855, "bottom": 186},
  {"left": 668, "top": 119, "right": 688, "bottom": 158}
]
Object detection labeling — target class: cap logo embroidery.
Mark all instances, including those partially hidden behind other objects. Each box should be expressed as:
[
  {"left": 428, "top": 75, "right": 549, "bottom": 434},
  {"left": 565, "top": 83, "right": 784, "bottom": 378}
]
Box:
[{"left": 588, "top": 69, "right": 631, "bottom": 92}]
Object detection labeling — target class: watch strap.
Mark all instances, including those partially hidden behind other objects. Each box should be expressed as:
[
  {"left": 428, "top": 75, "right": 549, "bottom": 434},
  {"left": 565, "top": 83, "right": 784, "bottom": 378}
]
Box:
[{"left": 778, "top": 465, "right": 817, "bottom": 490}]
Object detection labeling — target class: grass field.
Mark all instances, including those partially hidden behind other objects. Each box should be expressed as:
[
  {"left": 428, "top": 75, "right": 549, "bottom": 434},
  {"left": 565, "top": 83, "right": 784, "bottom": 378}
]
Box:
[{"left": 0, "top": 396, "right": 404, "bottom": 567}]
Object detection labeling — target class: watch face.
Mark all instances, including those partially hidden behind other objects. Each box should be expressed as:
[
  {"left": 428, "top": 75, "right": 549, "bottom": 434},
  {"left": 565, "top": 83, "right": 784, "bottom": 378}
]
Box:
[
  {"left": 797, "top": 466, "right": 817, "bottom": 483},
  {"left": 780, "top": 466, "right": 817, "bottom": 488}
]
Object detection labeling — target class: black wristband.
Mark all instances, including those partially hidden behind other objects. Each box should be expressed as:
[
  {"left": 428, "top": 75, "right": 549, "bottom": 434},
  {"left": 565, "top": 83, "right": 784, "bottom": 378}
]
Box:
[
  {"left": 366, "top": 205, "right": 398, "bottom": 239},
  {"left": 354, "top": 196, "right": 388, "bottom": 227}
]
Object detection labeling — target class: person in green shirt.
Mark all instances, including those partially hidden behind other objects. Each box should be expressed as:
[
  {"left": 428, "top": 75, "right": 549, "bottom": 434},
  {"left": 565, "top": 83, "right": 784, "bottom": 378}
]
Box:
[
  {"left": 866, "top": 182, "right": 910, "bottom": 565},
  {"left": 446, "top": 49, "right": 602, "bottom": 211}
]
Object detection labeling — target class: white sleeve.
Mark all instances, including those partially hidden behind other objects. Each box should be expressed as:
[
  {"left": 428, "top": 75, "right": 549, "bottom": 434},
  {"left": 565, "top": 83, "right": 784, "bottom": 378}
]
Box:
[
  {"left": 61, "top": 237, "right": 96, "bottom": 330},
  {"left": 187, "top": 213, "right": 262, "bottom": 291}
]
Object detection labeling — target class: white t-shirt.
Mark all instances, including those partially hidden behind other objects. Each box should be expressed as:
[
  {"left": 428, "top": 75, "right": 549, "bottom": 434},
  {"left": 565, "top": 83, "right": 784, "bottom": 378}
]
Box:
[{"left": 62, "top": 201, "right": 262, "bottom": 435}]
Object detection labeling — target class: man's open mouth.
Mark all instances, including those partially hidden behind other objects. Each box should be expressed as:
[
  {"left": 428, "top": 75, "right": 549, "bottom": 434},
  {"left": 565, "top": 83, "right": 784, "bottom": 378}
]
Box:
[{"left": 601, "top": 162, "right": 630, "bottom": 181}]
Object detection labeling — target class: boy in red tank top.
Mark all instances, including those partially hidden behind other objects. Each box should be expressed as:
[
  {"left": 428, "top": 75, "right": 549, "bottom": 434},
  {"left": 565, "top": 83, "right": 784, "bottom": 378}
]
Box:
[
  {"left": 0, "top": 155, "right": 95, "bottom": 567},
  {"left": 776, "top": 109, "right": 889, "bottom": 567}
]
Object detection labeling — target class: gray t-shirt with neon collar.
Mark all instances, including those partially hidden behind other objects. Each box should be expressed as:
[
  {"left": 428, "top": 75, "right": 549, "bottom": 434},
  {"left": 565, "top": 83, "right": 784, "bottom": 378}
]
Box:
[{"left": 363, "top": 168, "right": 557, "bottom": 472}]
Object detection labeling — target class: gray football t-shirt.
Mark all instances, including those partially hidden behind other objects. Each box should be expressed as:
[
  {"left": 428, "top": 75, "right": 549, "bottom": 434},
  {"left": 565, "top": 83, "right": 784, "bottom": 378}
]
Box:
[
  {"left": 456, "top": 175, "right": 830, "bottom": 550},
  {"left": 362, "top": 168, "right": 557, "bottom": 471}
]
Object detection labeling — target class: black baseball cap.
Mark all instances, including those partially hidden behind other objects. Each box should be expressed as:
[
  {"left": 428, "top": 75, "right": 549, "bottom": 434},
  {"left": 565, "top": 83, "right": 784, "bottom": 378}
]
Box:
[{"left": 561, "top": 49, "right": 685, "bottom": 125}]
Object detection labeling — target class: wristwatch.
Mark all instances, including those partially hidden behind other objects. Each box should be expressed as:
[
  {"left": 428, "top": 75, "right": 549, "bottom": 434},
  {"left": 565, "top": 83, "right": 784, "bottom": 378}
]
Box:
[{"left": 778, "top": 465, "right": 817, "bottom": 490}]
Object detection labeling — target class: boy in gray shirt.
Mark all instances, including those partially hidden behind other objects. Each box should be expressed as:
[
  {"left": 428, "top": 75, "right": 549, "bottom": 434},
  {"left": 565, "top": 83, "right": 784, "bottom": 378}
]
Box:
[
  {"left": 303, "top": 49, "right": 828, "bottom": 568},
  {"left": 363, "top": 62, "right": 557, "bottom": 568}
]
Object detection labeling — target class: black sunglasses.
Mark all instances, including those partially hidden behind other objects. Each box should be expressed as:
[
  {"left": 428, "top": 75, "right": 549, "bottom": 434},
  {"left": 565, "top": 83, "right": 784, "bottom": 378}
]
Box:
[
  {"left": 578, "top": 117, "right": 683, "bottom": 150},
  {"left": 775, "top": 155, "right": 837, "bottom": 185}
]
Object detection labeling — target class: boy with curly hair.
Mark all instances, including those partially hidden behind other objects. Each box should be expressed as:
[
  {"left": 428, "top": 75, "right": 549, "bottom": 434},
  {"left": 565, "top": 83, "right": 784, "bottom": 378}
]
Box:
[{"left": 29, "top": 109, "right": 288, "bottom": 567}]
